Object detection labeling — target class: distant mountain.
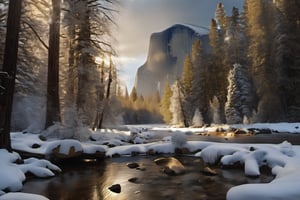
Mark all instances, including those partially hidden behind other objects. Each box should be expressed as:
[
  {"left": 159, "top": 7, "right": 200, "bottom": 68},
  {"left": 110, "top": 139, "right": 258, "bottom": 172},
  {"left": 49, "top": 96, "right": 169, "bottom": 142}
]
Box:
[{"left": 134, "top": 24, "right": 209, "bottom": 97}]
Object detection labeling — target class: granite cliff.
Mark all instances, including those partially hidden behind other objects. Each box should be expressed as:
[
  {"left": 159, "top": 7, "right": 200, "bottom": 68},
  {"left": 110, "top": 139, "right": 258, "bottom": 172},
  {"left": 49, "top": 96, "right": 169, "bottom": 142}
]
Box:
[{"left": 134, "top": 24, "right": 209, "bottom": 97}]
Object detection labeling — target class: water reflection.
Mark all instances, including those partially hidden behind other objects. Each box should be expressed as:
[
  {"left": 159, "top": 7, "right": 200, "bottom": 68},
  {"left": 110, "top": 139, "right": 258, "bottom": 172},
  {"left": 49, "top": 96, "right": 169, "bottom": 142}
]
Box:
[{"left": 22, "top": 156, "right": 273, "bottom": 200}]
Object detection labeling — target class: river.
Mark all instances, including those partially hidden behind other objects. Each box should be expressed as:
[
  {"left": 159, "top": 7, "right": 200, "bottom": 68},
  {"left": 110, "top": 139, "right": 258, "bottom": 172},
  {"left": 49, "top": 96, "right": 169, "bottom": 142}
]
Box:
[
  {"left": 22, "top": 155, "right": 273, "bottom": 200},
  {"left": 21, "top": 125, "right": 300, "bottom": 200}
]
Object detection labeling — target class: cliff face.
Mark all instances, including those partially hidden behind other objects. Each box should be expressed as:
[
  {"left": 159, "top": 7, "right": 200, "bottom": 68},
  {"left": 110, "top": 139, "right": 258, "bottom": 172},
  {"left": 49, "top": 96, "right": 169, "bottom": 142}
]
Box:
[{"left": 135, "top": 24, "right": 209, "bottom": 97}]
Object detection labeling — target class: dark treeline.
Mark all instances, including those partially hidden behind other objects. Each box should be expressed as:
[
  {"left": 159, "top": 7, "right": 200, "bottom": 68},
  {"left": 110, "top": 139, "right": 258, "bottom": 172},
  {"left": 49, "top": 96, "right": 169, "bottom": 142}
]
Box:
[{"left": 161, "top": 0, "right": 300, "bottom": 127}]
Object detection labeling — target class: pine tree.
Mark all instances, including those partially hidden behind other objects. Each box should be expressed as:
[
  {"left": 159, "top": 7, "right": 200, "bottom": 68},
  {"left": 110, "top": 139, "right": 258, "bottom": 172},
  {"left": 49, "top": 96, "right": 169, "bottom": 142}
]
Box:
[
  {"left": 226, "top": 7, "right": 244, "bottom": 65},
  {"left": 181, "top": 55, "right": 193, "bottom": 95},
  {"left": 208, "top": 18, "right": 227, "bottom": 123},
  {"left": 210, "top": 96, "right": 221, "bottom": 124},
  {"left": 246, "top": 0, "right": 283, "bottom": 122},
  {"left": 0, "top": 0, "right": 22, "bottom": 149},
  {"left": 225, "top": 64, "right": 255, "bottom": 124},
  {"left": 170, "top": 80, "right": 184, "bottom": 127},
  {"left": 130, "top": 86, "right": 138, "bottom": 102},
  {"left": 275, "top": 0, "right": 300, "bottom": 121},
  {"left": 124, "top": 86, "right": 129, "bottom": 100},
  {"left": 190, "top": 38, "right": 209, "bottom": 122},
  {"left": 215, "top": 2, "right": 228, "bottom": 32},
  {"left": 192, "top": 108, "right": 204, "bottom": 127},
  {"left": 160, "top": 80, "right": 173, "bottom": 123},
  {"left": 45, "top": 0, "right": 61, "bottom": 128}
]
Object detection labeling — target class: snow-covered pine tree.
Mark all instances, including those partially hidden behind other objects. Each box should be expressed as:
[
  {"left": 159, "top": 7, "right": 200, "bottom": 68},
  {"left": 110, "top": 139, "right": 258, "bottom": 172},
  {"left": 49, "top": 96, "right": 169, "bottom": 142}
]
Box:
[
  {"left": 225, "top": 63, "right": 255, "bottom": 124},
  {"left": 210, "top": 96, "right": 221, "bottom": 124},
  {"left": 192, "top": 108, "right": 204, "bottom": 127},
  {"left": 170, "top": 80, "right": 184, "bottom": 127}
]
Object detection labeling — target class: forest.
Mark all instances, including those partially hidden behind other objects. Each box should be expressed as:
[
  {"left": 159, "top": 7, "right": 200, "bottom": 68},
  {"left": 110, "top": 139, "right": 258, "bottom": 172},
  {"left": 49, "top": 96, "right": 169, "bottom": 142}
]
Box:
[
  {"left": 160, "top": 0, "right": 300, "bottom": 127},
  {"left": 1, "top": 0, "right": 300, "bottom": 149},
  {"left": 0, "top": 0, "right": 122, "bottom": 148}
]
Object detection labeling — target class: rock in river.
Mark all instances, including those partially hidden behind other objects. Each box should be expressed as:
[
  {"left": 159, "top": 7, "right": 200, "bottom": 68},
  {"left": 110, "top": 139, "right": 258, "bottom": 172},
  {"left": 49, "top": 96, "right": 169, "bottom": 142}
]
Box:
[
  {"left": 154, "top": 157, "right": 185, "bottom": 175},
  {"left": 109, "top": 184, "right": 121, "bottom": 193}
]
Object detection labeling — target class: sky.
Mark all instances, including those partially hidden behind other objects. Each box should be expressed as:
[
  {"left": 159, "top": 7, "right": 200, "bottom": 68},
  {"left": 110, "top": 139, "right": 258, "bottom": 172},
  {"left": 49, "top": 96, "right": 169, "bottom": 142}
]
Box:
[{"left": 114, "top": 0, "right": 244, "bottom": 91}]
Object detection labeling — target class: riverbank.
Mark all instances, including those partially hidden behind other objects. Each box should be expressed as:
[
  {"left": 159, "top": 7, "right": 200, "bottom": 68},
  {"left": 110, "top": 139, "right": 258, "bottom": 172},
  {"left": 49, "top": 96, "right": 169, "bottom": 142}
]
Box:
[{"left": 1, "top": 123, "right": 300, "bottom": 200}]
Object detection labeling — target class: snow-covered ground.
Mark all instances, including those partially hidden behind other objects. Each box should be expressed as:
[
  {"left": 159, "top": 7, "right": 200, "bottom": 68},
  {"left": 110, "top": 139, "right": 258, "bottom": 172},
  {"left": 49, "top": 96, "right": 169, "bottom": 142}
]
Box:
[{"left": 1, "top": 122, "right": 300, "bottom": 200}]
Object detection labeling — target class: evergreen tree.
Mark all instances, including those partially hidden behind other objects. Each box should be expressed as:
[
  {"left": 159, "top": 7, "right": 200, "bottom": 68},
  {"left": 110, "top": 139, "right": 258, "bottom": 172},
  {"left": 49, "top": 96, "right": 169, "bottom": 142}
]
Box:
[
  {"left": 192, "top": 108, "right": 204, "bottom": 127},
  {"left": 246, "top": 0, "right": 283, "bottom": 122},
  {"left": 225, "top": 64, "right": 255, "bottom": 124},
  {"left": 45, "top": 0, "right": 61, "bottom": 128},
  {"left": 160, "top": 80, "right": 173, "bottom": 123},
  {"left": 181, "top": 55, "right": 193, "bottom": 95},
  {"left": 226, "top": 7, "right": 244, "bottom": 65},
  {"left": 190, "top": 38, "right": 209, "bottom": 122},
  {"left": 210, "top": 96, "right": 222, "bottom": 124},
  {"left": 215, "top": 2, "right": 228, "bottom": 34},
  {"left": 208, "top": 18, "right": 227, "bottom": 123},
  {"left": 170, "top": 80, "right": 184, "bottom": 126},
  {"left": 124, "top": 86, "right": 129, "bottom": 100},
  {"left": 130, "top": 86, "right": 137, "bottom": 102},
  {"left": 0, "top": 0, "right": 22, "bottom": 148},
  {"left": 275, "top": 0, "right": 300, "bottom": 121}
]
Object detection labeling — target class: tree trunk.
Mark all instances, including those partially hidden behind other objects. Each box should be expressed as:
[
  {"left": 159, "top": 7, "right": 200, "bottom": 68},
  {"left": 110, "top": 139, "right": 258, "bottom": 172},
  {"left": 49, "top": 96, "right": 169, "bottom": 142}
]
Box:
[
  {"left": 45, "top": 0, "right": 61, "bottom": 128},
  {"left": 0, "top": 0, "right": 22, "bottom": 149},
  {"left": 97, "top": 60, "right": 113, "bottom": 129}
]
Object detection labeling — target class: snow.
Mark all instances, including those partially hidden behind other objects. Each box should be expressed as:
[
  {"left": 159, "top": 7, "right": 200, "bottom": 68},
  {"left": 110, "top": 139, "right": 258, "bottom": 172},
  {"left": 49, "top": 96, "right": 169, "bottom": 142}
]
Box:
[
  {"left": 2, "top": 122, "right": 300, "bottom": 199},
  {"left": 0, "top": 149, "right": 60, "bottom": 199},
  {"left": 178, "top": 23, "right": 209, "bottom": 36},
  {"left": 0, "top": 193, "right": 49, "bottom": 200},
  {"left": 232, "top": 122, "right": 300, "bottom": 133}
]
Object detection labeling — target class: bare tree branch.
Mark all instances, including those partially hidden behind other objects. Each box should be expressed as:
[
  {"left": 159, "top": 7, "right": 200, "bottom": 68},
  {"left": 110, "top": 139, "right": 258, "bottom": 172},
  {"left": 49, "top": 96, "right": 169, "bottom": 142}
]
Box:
[{"left": 22, "top": 20, "right": 49, "bottom": 50}]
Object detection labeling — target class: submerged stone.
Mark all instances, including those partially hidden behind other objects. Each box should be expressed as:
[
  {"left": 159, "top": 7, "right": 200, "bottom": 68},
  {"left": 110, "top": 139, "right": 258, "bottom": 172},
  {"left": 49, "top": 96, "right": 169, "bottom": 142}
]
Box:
[
  {"left": 127, "top": 162, "right": 139, "bottom": 169},
  {"left": 154, "top": 157, "right": 185, "bottom": 175},
  {"left": 109, "top": 184, "right": 121, "bottom": 193},
  {"left": 202, "top": 166, "right": 217, "bottom": 176}
]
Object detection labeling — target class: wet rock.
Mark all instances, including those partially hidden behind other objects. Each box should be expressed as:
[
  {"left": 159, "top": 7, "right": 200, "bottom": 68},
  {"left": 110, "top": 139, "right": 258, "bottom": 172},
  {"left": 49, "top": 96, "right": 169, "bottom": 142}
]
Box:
[
  {"left": 136, "top": 166, "right": 146, "bottom": 171},
  {"left": 112, "top": 153, "right": 120, "bottom": 158},
  {"left": 128, "top": 177, "right": 139, "bottom": 183},
  {"left": 89, "top": 136, "right": 97, "bottom": 141},
  {"left": 175, "top": 147, "right": 190, "bottom": 155},
  {"left": 131, "top": 151, "right": 140, "bottom": 156},
  {"left": 147, "top": 149, "right": 156, "bottom": 155},
  {"left": 249, "top": 146, "right": 255, "bottom": 151},
  {"left": 250, "top": 128, "right": 273, "bottom": 135},
  {"left": 107, "top": 144, "right": 116, "bottom": 148},
  {"left": 127, "top": 162, "right": 139, "bottom": 169},
  {"left": 31, "top": 143, "right": 41, "bottom": 149},
  {"left": 154, "top": 157, "right": 185, "bottom": 175},
  {"left": 163, "top": 167, "right": 176, "bottom": 176},
  {"left": 234, "top": 129, "right": 247, "bottom": 135},
  {"left": 202, "top": 166, "right": 217, "bottom": 176},
  {"left": 38, "top": 135, "right": 47, "bottom": 141},
  {"left": 109, "top": 184, "right": 121, "bottom": 193}
]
